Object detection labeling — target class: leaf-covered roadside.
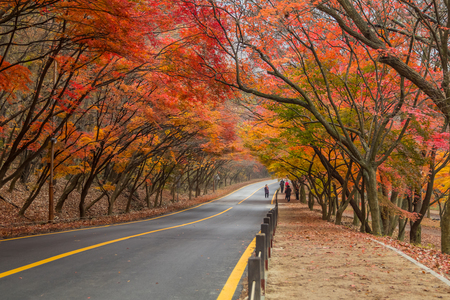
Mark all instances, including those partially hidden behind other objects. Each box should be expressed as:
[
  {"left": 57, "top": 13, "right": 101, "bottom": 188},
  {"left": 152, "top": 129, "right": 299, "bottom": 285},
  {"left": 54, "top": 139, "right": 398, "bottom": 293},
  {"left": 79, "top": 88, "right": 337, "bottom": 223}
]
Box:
[
  {"left": 373, "top": 236, "right": 450, "bottom": 279},
  {"left": 261, "top": 203, "right": 450, "bottom": 300},
  {"left": 0, "top": 179, "right": 267, "bottom": 239},
  {"left": 337, "top": 213, "right": 450, "bottom": 279},
  {"left": 338, "top": 215, "right": 450, "bottom": 280}
]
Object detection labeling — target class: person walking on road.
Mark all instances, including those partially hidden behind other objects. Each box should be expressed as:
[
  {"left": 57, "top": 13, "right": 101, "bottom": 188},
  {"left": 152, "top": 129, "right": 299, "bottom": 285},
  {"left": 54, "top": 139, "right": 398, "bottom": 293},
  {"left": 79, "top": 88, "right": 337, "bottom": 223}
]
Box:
[
  {"left": 280, "top": 179, "right": 285, "bottom": 193},
  {"left": 264, "top": 184, "right": 269, "bottom": 198},
  {"left": 285, "top": 184, "right": 292, "bottom": 202}
]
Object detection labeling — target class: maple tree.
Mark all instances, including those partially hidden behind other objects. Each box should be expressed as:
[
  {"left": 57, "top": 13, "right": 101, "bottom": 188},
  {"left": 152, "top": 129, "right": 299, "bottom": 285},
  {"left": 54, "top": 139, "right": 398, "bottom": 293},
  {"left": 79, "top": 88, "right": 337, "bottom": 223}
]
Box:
[
  {"left": 175, "top": 0, "right": 427, "bottom": 236},
  {"left": 240, "top": 101, "right": 371, "bottom": 230},
  {"left": 3, "top": 0, "right": 450, "bottom": 259},
  {"left": 0, "top": 0, "right": 267, "bottom": 224},
  {"left": 172, "top": 0, "right": 450, "bottom": 250}
]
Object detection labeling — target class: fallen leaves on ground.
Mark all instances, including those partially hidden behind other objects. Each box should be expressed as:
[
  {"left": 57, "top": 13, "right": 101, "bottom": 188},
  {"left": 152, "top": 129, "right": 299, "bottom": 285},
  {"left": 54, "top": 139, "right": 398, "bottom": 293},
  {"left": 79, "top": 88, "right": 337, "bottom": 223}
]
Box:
[
  {"left": 0, "top": 179, "right": 267, "bottom": 238},
  {"left": 240, "top": 203, "right": 450, "bottom": 300}
]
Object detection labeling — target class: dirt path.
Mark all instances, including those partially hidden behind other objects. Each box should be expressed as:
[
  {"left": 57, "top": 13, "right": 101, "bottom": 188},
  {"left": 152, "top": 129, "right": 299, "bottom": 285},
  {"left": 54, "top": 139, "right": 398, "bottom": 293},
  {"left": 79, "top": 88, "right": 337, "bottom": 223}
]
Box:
[{"left": 264, "top": 203, "right": 450, "bottom": 300}]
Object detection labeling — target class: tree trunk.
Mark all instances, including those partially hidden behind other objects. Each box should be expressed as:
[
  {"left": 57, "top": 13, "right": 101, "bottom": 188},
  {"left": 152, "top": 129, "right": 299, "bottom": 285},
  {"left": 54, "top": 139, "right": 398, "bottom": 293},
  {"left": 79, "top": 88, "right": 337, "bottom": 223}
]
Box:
[
  {"left": 19, "top": 177, "right": 47, "bottom": 216},
  {"left": 335, "top": 211, "right": 343, "bottom": 225},
  {"left": 410, "top": 188, "right": 423, "bottom": 244},
  {"left": 335, "top": 200, "right": 344, "bottom": 225},
  {"left": 441, "top": 200, "right": 450, "bottom": 254},
  {"left": 335, "top": 184, "right": 357, "bottom": 226},
  {"left": 410, "top": 222, "right": 422, "bottom": 245},
  {"left": 321, "top": 200, "right": 328, "bottom": 220},
  {"left": 56, "top": 174, "right": 82, "bottom": 213},
  {"left": 172, "top": 182, "right": 176, "bottom": 202},
  {"left": 187, "top": 170, "right": 192, "bottom": 200},
  {"left": 364, "top": 168, "right": 382, "bottom": 235},
  {"left": 360, "top": 176, "right": 366, "bottom": 233},
  {"left": 8, "top": 172, "right": 20, "bottom": 192},
  {"left": 379, "top": 185, "right": 390, "bottom": 235},
  {"left": 326, "top": 194, "right": 332, "bottom": 221},
  {"left": 158, "top": 187, "right": 164, "bottom": 207},
  {"left": 108, "top": 172, "right": 133, "bottom": 215},
  {"left": 300, "top": 183, "right": 306, "bottom": 203},
  {"left": 145, "top": 183, "right": 151, "bottom": 208},
  {"left": 398, "top": 196, "right": 408, "bottom": 241},
  {"left": 18, "top": 166, "right": 49, "bottom": 216},
  {"left": 387, "top": 192, "right": 400, "bottom": 237},
  {"left": 411, "top": 156, "right": 436, "bottom": 243},
  {"left": 331, "top": 184, "right": 337, "bottom": 216},
  {"left": 308, "top": 192, "right": 314, "bottom": 211},
  {"left": 353, "top": 192, "right": 360, "bottom": 226}
]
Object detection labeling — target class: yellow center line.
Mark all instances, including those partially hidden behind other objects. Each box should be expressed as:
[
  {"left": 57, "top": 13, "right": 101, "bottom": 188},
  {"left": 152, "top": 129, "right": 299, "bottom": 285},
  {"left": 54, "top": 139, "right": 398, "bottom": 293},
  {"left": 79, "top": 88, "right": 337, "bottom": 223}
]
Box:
[
  {"left": 238, "top": 182, "right": 278, "bottom": 205},
  {"left": 216, "top": 237, "right": 256, "bottom": 300},
  {"left": 0, "top": 207, "right": 233, "bottom": 279},
  {"left": 271, "top": 188, "right": 277, "bottom": 205},
  {"left": 237, "top": 188, "right": 261, "bottom": 204},
  {"left": 218, "top": 183, "right": 276, "bottom": 298}
]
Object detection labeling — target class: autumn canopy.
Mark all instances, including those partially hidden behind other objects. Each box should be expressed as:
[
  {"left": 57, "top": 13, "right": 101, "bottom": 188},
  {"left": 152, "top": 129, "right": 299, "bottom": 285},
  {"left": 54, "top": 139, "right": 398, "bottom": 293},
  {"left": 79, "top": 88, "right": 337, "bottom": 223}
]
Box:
[{"left": 1, "top": 0, "right": 450, "bottom": 252}]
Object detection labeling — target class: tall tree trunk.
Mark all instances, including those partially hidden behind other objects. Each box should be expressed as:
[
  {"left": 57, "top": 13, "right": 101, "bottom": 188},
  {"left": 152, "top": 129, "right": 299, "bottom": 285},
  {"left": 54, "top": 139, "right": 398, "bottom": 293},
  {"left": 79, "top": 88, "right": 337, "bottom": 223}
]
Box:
[
  {"left": 145, "top": 183, "right": 151, "bottom": 208},
  {"left": 187, "top": 169, "right": 192, "bottom": 200},
  {"left": 326, "top": 194, "right": 332, "bottom": 221},
  {"left": 308, "top": 192, "right": 314, "bottom": 211},
  {"left": 441, "top": 199, "right": 450, "bottom": 254},
  {"left": 411, "top": 153, "right": 436, "bottom": 244},
  {"left": 331, "top": 184, "right": 337, "bottom": 216},
  {"left": 172, "top": 182, "right": 176, "bottom": 202},
  {"left": 396, "top": 197, "right": 407, "bottom": 240},
  {"left": 410, "top": 187, "right": 423, "bottom": 244},
  {"left": 79, "top": 178, "right": 94, "bottom": 219},
  {"left": 364, "top": 168, "right": 382, "bottom": 235},
  {"left": 379, "top": 185, "right": 390, "bottom": 235},
  {"left": 321, "top": 200, "right": 328, "bottom": 220},
  {"left": 387, "top": 192, "right": 400, "bottom": 237},
  {"left": 158, "top": 187, "right": 165, "bottom": 207},
  {"left": 360, "top": 176, "right": 366, "bottom": 233},
  {"left": 195, "top": 169, "right": 200, "bottom": 197},
  {"left": 300, "top": 183, "right": 306, "bottom": 203},
  {"left": 353, "top": 192, "right": 360, "bottom": 226}
]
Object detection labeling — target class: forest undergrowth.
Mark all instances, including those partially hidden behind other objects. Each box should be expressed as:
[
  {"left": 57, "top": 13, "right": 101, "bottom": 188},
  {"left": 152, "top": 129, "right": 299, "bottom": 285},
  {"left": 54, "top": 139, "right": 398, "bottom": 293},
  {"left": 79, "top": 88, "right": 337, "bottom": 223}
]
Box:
[{"left": 0, "top": 178, "right": 269, "bottom": 238}]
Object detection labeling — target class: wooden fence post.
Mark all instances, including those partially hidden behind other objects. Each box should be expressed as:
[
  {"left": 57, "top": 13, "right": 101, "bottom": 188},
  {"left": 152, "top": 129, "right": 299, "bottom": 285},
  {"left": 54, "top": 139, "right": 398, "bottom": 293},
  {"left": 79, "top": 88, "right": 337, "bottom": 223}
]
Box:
[{"left": 248, "top": 257, "right": 261, "bottom": 300}]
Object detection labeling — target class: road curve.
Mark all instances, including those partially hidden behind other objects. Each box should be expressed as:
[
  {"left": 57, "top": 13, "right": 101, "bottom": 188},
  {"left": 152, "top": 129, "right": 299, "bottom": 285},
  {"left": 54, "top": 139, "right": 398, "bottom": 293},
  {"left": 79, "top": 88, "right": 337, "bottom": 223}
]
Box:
[{"left": 0, "top": 179, "right": 278, "bottom": 300}]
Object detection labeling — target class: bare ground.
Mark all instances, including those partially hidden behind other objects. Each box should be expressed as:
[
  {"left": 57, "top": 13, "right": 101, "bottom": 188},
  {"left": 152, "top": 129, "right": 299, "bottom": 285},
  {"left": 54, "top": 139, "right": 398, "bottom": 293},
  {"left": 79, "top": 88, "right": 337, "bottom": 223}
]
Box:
[
  {"left": 239, "top": 200, "right": 450, "bottom": 300},
  {"left": 262, "top": 203, "right": 450, "bottom": 299}
]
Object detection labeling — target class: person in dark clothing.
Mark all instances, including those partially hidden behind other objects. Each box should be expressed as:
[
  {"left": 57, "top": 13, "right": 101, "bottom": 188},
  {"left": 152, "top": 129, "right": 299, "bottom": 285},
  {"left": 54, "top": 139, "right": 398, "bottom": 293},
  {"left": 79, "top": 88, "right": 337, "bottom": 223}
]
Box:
[
  {"left": 264, "top": 184, "right": 269, "bottom": 198},
  {"left": 280, "top": 179, "right": 285, "bottom": 193},
  {"left": 294, "top": 185, "right": 299, "bottom": 200},
  {"left": 285, "top": 185, "right": 292, "bottom": 202}
]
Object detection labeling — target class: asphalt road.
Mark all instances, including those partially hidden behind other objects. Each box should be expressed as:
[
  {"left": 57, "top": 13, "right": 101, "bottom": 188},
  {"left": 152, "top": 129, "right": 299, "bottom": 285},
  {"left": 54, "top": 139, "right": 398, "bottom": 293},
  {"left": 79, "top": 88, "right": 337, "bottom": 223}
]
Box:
[{"left": 0, "top": 179, "right": 278, "bottom": 300}]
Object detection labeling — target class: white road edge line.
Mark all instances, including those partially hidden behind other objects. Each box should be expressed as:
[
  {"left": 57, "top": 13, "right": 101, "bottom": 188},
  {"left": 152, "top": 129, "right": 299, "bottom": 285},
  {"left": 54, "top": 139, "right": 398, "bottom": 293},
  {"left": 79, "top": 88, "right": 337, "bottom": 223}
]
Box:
[{"left": 370, "top": 238, "right": 450, "bottom": 287}]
